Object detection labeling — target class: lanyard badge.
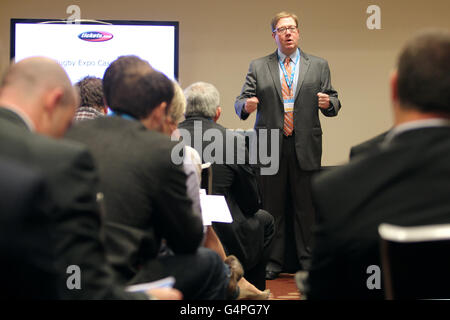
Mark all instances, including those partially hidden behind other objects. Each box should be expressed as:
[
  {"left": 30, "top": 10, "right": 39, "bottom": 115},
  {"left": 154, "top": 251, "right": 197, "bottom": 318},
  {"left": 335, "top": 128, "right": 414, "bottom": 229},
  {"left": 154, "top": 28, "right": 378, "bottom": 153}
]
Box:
[{"left": 279, "top": 53, "right": 299, "bottom": 113}]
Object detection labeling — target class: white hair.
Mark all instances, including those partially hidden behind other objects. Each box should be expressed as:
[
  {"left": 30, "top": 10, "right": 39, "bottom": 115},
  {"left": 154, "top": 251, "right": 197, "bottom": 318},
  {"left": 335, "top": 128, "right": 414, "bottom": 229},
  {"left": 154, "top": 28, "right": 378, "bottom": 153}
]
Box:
[{"left": 184, "top": 82, "right": 220, "bottom": 118}]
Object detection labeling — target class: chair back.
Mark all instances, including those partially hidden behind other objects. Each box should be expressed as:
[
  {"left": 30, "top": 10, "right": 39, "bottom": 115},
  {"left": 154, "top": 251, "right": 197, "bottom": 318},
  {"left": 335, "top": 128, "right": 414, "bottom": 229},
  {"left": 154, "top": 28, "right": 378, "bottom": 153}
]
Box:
[{"left": 379, "top": 223, "right": 450, "bottom": 299}]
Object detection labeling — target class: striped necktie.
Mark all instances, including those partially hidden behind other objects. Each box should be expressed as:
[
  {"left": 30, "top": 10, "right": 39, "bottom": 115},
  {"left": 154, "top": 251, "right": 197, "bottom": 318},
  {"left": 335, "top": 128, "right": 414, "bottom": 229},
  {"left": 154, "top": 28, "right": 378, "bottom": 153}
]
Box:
[{"left": 282, "top": 57, "right": 294, "bottom": 136}]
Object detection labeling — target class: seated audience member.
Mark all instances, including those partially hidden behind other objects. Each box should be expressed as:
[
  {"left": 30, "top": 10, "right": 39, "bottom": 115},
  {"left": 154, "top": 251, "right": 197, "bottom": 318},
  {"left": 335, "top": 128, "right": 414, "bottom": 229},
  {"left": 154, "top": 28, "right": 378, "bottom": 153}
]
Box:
[
  {"left": 0, "top": 57, "right": 179, "bottom": 300},
  {"left": 66, "top": 56, "right": 239, "bottom": 300},
  {"left": 161, "top": 81, "right": 203, "bottom": 224},
  {"left": 306, "top": 29, "right": 450, "bottom": 299},
  {"left": 157, "top": 80, "right": 244, "bottom": 298},
  {"left": 73, "top": 76, "right": 107, "bottom": 122},
  {"left": 178, "top": 82, "right": 275, "bottom": 292},
  {"left": 162, "top": 81, "right": 270, "bottom": 300}
]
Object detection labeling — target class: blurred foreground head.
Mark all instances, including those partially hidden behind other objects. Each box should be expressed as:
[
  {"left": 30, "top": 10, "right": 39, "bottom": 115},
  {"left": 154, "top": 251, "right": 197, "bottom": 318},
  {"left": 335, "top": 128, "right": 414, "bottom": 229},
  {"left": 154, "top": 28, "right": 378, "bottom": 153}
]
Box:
[{"left": 392, "top": 29, "right": 450, "bottom": 120}]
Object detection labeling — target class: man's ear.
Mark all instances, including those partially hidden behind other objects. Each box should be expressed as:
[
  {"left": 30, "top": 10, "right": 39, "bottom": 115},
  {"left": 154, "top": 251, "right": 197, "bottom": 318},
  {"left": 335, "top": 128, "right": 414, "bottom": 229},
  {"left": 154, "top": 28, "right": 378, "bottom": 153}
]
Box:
[
  {"left": 213, "top": 106, "right": 221, "bottom": 122},
  {"left": 43, "top": 88, "right": 64, "bottom": 115},
  {"left": 390, "top": 70, "right": 399, "bottom": 105},
  {"left": 36, "top": 88, "right": 64, "bottom": 136},
  {"left": 102, "top": 98, "right": 110, "bottom": 115},
  {"left": 142, "top": 101, "right": 168, "bottom": 130},
  {"left": 390, "top": 69, "right": 403, "bottom": 125},
  {"left": 155, "top": 101, "right": 168, "bottom": 120}
]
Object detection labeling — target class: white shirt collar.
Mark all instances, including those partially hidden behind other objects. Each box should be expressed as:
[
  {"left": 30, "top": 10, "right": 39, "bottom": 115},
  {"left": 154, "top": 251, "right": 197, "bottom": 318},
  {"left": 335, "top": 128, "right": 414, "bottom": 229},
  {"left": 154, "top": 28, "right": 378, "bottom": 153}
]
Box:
[{"left": 277, "top": 48, "right": 300, "bottom": 65}]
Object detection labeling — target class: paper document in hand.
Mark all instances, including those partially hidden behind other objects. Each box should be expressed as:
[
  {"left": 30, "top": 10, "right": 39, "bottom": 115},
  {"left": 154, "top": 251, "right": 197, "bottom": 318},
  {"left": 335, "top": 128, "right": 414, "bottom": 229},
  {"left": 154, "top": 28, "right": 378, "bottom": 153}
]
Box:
[
  {"left": 200, "top": 193, "right": 233, "bottom": 226},
  {"left": 125, "top": 276, "right": 175, "bottom": 293}
]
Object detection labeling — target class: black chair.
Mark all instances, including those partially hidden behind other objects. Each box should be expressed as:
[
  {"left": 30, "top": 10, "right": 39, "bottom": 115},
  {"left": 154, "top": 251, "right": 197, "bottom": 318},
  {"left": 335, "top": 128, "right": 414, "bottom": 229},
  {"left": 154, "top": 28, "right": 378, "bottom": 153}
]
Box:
[{"left": 378, "top": 223, "right": 450, "bottom": 299}]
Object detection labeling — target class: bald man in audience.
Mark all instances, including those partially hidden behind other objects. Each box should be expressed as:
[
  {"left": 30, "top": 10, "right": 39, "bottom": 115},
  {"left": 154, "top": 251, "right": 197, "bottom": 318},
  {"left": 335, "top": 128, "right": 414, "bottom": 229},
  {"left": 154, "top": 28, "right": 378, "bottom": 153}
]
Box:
[{"left": 0, "top": 57, "right": 180, "bottom": 299}]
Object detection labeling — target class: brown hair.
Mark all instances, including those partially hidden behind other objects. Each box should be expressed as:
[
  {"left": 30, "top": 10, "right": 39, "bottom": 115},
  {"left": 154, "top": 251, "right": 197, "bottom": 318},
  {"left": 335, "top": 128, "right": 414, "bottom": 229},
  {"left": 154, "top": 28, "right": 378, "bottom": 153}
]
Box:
[
  {"left": 397, "top": 29, "right": 450, "bottom": 114},
  {"left": 103, "top": 55, "right": 174, "bottom": 119},
  {"left": 75, "top": 76, "right": 104, "bottom": 111},
  {"left": 271, "top": 12, "right": 299, "bottom": 32}
]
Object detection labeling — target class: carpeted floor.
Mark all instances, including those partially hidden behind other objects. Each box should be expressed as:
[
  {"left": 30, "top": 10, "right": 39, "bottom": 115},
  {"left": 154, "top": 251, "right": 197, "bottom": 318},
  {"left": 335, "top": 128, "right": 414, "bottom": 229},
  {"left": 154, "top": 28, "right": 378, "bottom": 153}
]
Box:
[{"left": 266, "top": 273, "right": 301, "bottom": 300}]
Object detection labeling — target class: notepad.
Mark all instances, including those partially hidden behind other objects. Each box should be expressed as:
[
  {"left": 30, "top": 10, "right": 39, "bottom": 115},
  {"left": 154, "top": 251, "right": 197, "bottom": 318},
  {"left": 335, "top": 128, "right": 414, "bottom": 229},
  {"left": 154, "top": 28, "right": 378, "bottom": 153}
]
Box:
[
  {"left": 125, "top": 276, "right": 175, "bottom": 293},
  {"left": 199, "top": 190, "right": 233, "bottom": 226}
]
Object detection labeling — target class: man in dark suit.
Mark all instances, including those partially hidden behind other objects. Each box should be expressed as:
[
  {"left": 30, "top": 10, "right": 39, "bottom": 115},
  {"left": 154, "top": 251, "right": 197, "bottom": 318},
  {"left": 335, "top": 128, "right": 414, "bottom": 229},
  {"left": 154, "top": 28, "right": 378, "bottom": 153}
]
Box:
[
  {"left": 178, "top": 81, "right": 275, "bottom": 291},
  {"left": 235, "top": 11, "right": 341, "bottom": 278},
  {"left": 0, "top": 57, "right": 179, "bottom": 299},
  {"left": 307, "top": 29, "right": 450, "bottom": 299},
  {"left": 66, "top": 57, "right": 235, "bottom": 300},
  {"left": 0, "top": 158, "right": 58, "bottom": 299}
]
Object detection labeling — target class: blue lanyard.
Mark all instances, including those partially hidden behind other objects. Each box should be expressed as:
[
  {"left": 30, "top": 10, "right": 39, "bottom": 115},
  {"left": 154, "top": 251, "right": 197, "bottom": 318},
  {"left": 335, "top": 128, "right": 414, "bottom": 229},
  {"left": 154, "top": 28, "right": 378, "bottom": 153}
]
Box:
[
  {"left": 109, "top": 111, "right": 136, "bottom": 121},
  {"left": 279, "top": 53, "right": 300, "bottom": 91}
]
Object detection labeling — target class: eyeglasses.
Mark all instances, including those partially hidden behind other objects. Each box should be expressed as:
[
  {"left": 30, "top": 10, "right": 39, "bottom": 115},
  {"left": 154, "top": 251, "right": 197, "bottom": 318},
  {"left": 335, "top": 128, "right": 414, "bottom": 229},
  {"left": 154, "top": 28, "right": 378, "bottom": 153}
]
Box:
[{"left": 273, "top": 26, "right": 297, "bottom": 34}]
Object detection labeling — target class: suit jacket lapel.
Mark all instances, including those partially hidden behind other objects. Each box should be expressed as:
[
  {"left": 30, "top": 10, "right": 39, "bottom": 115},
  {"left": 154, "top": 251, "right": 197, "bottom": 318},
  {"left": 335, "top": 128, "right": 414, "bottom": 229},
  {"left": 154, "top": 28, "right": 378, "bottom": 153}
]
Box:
[
  {"left": 295, "top": 50, "right": 310, "bottom": 102},
  {"left": 267, "top": 51, "right": 283, "bottom": 104}
]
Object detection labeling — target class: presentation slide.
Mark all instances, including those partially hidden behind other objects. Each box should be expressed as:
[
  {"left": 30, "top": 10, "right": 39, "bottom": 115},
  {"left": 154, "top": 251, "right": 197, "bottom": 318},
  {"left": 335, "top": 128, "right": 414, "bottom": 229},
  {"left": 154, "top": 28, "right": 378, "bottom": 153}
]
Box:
[{"left": 13, "top": 22, "right": 177, "bottom": 83}]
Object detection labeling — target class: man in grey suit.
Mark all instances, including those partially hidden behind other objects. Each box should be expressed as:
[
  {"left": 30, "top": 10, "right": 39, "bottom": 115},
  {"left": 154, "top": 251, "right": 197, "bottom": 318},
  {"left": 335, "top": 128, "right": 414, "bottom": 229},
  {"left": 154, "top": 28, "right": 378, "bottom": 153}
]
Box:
[{"left": 235, "top": 11, "right": 341, "bottom": 279}]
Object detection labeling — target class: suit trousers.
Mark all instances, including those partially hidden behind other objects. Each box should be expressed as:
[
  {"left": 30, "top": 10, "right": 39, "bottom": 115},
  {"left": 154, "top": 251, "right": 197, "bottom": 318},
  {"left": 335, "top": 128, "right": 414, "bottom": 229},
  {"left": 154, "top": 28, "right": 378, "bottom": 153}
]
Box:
[
  {"left": 244, "top": 209, "right": 275, "bottom": 290},
  {"left": 259, "top": 133, "right": 316, "bottom": 272},
  {"left": 129, "top": 247, "right": 230, "bottom": 300}
]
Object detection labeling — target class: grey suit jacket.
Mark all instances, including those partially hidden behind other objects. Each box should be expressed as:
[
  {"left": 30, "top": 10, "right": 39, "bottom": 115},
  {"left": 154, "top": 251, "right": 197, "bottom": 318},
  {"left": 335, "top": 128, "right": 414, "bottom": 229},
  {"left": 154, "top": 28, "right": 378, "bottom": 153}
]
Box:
[{"left": 235, "top": 50, "right": 341, "bottom": 170}]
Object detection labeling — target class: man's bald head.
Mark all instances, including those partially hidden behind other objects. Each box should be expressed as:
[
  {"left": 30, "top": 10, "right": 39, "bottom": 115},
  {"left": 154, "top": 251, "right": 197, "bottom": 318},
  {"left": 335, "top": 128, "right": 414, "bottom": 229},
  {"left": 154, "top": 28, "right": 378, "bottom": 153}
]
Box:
[
  {"left": 0, "top": 57, "right": 77, "bottom": 137},
  {"left": 1, "top": 57, "right": 76, "bottom": 107}
]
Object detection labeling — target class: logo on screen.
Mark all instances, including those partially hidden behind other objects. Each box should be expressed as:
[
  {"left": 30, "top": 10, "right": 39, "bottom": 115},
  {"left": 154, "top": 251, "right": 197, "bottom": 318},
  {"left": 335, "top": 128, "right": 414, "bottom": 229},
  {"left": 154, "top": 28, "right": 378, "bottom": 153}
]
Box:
[{"left": 78, "top": 31, "right": 113, "bottom": 42}]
